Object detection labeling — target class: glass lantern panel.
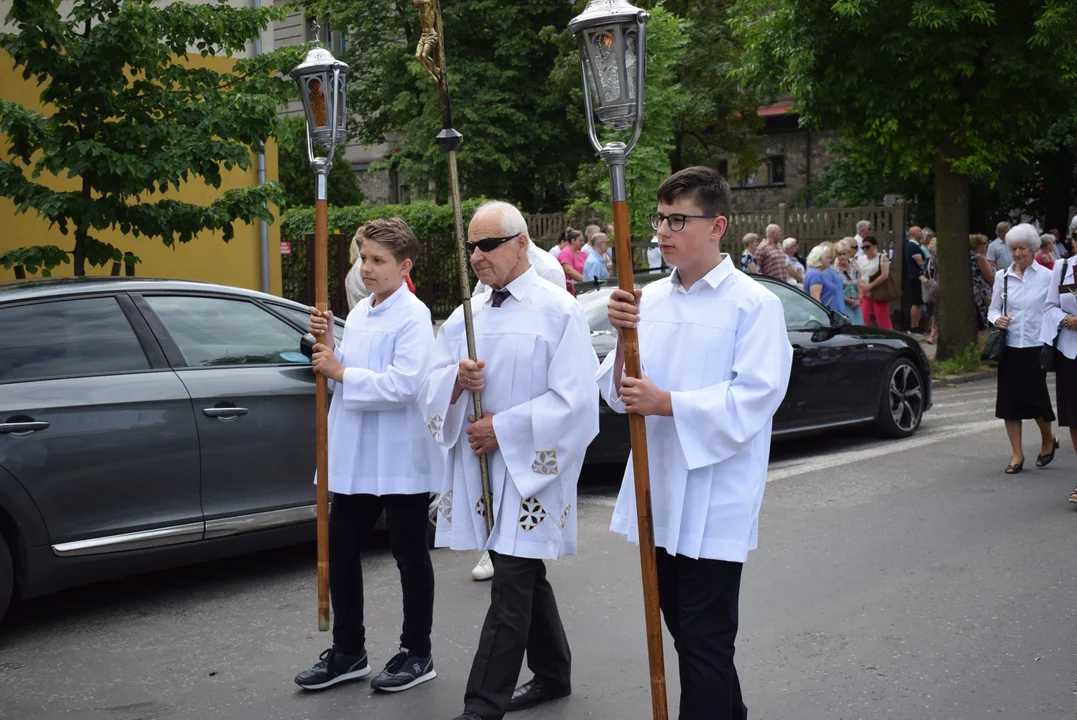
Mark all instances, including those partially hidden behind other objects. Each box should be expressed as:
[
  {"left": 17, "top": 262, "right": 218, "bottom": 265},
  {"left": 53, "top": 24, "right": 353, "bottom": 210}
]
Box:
[
  {"left": 625, "top": 28, "right": 638, "bottom": 101},
  {"left": 585, "top": 26, "right": 621, "bottom": 105},
  {"left": 331, "top": 74, "right": 346, "bottom": 127},
  {"left": 306, "top": 75, "right": 329, "bottom": 128}
]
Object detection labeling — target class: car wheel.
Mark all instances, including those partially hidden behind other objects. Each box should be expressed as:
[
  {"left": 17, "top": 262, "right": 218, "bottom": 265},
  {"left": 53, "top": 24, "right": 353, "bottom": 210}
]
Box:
[
  {"left": 0, "top": 533, "right": 12, "bottom": 624},
  {"left": 876, "top": 356, "right": 925, "bottom": 438},
  {"left": 427, "top": 493, "right": 440, "bottom": 549}
]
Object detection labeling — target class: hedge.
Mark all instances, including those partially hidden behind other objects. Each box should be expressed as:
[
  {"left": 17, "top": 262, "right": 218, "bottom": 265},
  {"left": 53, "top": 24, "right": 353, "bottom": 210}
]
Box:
[
  {"left": 279, "top": 200, "right": 486, "bottom": 244},
  {"left": 279, "top": 200, "right": 487, "bottom": 319}
]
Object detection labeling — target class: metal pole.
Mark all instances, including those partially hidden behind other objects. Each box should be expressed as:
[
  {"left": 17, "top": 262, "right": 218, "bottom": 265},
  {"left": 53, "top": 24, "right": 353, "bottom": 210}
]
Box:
[
  {"left": 414, "top": 0, "right": 493, "bottom": 534},
  {"left": 602, "top": 142, "right": 668, "bottom": 720},
  {"left": 313, "top": 165, "right": 331, "bottom": 632}
]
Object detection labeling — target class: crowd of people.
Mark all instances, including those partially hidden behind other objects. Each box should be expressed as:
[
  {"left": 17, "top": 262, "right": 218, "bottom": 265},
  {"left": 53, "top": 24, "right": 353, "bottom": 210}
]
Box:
[
  {"left": 739, "top": 220, "right": 899, "bottom": 329},
  {"left": 739, "top": 217, "right": 1077, "bottom": 505}
]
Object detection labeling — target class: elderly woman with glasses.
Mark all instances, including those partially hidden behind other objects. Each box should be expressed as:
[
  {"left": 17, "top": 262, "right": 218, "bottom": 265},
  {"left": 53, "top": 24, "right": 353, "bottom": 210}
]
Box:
[{"left": 988, "top": 223, "right": 1057, "bottom": 474}]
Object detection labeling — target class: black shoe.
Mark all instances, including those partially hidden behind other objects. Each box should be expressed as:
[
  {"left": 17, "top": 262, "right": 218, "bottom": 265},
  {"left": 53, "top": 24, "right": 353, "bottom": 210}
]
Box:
[
  {"left": 1005, "top": 460, "right": 1024, "bottom": 475},
  {"left": 370, "top": 649, "right": 436, "bottom": 693},
  {"left": 450, "top": 714, "right": 483, "bottom": 720},
  {"left": 507, "top": 677, "right": 571, "bottom": 712},
  {"left": 1036, "top": 437, "right": 1060, "bottom": 468},
  {"left": 295, "top": 648, "right": 370, "bottom": 690}
]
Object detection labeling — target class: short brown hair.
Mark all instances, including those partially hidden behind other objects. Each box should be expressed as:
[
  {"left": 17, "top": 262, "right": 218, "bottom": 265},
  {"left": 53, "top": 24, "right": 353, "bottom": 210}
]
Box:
[
  {"left": 355, "top": 217, "right": 419, "bottom": 263},
  {"left": 657, "top": 166, "right": 731, "bottom": 218}
]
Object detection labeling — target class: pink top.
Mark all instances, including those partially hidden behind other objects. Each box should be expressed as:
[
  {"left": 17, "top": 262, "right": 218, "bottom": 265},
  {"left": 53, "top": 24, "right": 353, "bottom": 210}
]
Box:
[{"left": 558, "top": 246, "right": 587, "bottom": 275}]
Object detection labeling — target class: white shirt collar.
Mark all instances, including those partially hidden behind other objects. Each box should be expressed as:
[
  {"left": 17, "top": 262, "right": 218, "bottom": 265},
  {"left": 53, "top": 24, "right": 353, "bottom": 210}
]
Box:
[
  {"left": 367, "top": 282, "right": 408, "bottom": 314},
  {"left": 669, "top": 254, "right": 734, "bottom": 293},
  {"left": 1004, "top": 261, "right": 1050, "bottom": 280},
  {"left": 486, "top": 266, "right": 538, "bottom": 305}
]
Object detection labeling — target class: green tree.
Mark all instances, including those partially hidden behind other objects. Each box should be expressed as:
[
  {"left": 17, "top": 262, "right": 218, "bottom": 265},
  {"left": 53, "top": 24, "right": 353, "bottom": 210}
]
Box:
[
  {"left": 732, "top": 0, "right": 1075, "bottom": 360},
  {"left": 0, "top": 0, "right": 303, "bottom": 277},
  {"left": 663, "top": 0, "right": 761, "bottom": 172},
  {"left": 305, "top": 0, "right": 592, "bottom": 213},
  {"left": 276, "top": 116, "right": 364, "bottom": 210},
  {"left": 552, "top": 5, "right": 691, "bottom": 244}
]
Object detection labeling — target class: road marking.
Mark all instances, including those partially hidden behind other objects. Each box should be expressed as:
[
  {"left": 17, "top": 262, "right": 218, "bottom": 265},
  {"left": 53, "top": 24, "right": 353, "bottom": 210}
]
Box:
[{"left": 765, "top": 419, "right": 997, "bottom": 483}]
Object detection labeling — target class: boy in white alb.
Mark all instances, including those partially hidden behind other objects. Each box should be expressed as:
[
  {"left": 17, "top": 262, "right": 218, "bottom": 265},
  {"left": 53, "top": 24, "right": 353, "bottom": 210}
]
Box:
[
  {"left": 599, "top": 167, "right": 793, "bottom": 720},
  {"left": 295, "top": 218, "right": 445, "bottom": 694}
]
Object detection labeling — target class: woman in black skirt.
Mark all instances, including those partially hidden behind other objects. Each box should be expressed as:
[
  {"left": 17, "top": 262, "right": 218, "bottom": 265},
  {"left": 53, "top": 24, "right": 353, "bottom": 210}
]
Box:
[
  {"left": 987, "top": 223, "right": 1057, "bottom": 474},
  {"left": 1041, "top": 250, "right": 1077, "bottom": 503}
]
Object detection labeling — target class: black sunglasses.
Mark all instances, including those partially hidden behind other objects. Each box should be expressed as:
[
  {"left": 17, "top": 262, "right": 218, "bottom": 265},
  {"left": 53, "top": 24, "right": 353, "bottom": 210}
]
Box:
[
  {"left": 465, "top": 233, "right": 519, "bottom": 256},
  {"left": 649, "top": 212, "right": 719, "bottom": 232}
]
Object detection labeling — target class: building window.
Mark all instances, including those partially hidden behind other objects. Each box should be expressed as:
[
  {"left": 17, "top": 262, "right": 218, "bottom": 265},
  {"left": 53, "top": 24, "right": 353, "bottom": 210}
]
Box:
[
  {"left": 726, "top": 155, "right": 786, "bottom": 188},
  {"left": 768, "top": 155, "right": 785, "bottom": 185}
]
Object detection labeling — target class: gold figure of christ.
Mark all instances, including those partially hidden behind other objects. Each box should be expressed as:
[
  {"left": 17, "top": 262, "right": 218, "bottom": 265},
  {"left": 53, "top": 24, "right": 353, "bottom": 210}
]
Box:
[{"left": 412, "top": 0, "right": 442, "bottom": 84}]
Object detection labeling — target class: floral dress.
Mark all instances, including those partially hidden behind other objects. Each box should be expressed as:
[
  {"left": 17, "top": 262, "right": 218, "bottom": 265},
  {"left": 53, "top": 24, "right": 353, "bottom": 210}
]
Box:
[{"left": 971, "top": 252, "right": 991, "bottom": 330}]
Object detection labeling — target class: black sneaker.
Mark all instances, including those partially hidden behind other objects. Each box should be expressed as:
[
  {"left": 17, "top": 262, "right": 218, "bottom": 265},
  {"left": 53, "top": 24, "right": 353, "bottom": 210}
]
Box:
[
  {"left": 370, "top": 649, "right": 436, "bottom": 693},
  {"left": 294, "top": 648, "right": 370, "bottom": 690}
]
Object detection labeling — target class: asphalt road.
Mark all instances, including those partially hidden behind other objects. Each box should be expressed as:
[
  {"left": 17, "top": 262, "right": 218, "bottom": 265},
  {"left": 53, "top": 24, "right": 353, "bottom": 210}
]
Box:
[{"left": 1, "top": 377, "right": 1075, "bottom": 720}]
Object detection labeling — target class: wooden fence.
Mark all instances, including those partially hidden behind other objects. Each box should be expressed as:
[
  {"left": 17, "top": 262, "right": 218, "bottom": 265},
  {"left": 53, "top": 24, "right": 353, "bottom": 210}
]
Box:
[
  {"left": 525, "top": 210, "right": 606, "bottom": 242},
  {"left": 282, "top": 201, "right": 908, "bottom": 320}
]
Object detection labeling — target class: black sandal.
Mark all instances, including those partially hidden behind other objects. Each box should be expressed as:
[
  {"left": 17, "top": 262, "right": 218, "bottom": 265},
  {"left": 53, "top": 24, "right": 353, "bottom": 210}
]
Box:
[
  {"left": 1036, "top": 437, "right": 1060, "bottom": 468},
  {"left": 1005, "top": 460, "right": 1024, "bottom": 475}
]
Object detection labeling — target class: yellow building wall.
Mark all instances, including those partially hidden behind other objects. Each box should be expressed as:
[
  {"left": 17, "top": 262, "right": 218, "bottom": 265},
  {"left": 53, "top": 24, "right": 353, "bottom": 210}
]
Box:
[{"left": 0, "top": 51, "right": 283, "bottom": 296}]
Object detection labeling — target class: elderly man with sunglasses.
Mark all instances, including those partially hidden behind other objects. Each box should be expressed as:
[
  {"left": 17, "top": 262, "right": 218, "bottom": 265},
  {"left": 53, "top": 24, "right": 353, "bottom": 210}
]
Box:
[
  {"left": 473, "top": 206, "right": 567, "bottom": 296},
  {"left": 420, "top": 200, "right": 599, "bottom": 720},
  {"left": 468, "top": 206, "right": 567, "bottom": 584}
]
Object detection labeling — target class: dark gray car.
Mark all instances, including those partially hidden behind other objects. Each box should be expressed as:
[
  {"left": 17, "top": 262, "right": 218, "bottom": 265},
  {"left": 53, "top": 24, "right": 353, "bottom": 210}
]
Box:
[{"left": 0, "top": 277, "right": 431, "bottom": 623}]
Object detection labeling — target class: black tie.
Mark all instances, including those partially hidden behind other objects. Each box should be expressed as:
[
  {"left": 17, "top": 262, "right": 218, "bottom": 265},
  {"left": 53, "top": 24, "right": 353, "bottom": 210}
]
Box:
[{"left": 492, "top": 289, "right": 511, "bottom": 308}]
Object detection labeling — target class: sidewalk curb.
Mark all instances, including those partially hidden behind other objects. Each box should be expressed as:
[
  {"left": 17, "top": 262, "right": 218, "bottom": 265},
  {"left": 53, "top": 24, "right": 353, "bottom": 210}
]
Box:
[{"left": 931, "top": 368, "right": 997, "bottom": 388}]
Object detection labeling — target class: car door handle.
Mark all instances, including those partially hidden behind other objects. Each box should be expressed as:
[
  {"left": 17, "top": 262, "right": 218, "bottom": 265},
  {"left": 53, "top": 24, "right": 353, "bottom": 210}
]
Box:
[
  {"left": 0, "top": 420, "right": 50, "bottom": 435},
  {"left": 203, "top": 406, "right": 249, "bottom": 420}
]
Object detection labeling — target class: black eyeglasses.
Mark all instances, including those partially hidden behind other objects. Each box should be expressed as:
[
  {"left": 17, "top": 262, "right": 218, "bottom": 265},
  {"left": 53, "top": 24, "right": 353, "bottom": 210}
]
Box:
[
  {"left": 649, "top": 213, "right": 719, "bottom": 232},
  {"left": 465, "top": 234, "right": 519, "bottom": 256}
]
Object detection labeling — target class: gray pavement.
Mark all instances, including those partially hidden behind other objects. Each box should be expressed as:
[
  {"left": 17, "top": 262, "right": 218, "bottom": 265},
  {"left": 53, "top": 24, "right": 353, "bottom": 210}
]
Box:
[{"left": 2, "top": 377, "right": 1076, "bottom": 720}]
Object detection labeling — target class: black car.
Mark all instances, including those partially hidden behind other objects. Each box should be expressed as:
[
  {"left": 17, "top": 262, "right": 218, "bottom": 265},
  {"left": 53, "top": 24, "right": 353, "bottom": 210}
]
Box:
[{"left": 580, "top": 272, "right": 932, "bottom": 464}]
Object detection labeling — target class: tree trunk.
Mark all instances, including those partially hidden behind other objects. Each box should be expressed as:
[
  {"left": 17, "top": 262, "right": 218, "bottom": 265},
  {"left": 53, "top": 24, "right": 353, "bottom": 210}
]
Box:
[
  {"left": 73, "top": 231, "right": 86, "bottom": 276},
  {"left": 934, "top": 149, "right": 976, "bottom": 361},
  {"left": 74, "top": 175, "right": 91, "bottom": 276},
  {"left": 1045, "top": 148, "right": 1074, "bottom": 238}
]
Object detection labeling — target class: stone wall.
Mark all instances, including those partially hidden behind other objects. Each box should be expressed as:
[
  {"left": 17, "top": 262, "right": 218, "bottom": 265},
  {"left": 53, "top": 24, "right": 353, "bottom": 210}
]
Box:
[{"left": 724, "top": 128, "right": 841, "bottom": 214}]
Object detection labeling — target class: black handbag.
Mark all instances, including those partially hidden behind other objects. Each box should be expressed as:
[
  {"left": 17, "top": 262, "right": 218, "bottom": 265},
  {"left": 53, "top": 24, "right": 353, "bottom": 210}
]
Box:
[
  {"left": 1041, "top": 257, "right": 1072, "bottom": 371},
  {"left": 981, "top": 272, "right": 1007, "bottom": 365}
]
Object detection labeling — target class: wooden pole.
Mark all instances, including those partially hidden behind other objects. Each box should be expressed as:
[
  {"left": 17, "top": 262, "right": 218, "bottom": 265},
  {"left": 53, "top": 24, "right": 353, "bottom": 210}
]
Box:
[
  {"left": 611, "top": 200, "right": 668, "bottom": 720},
  {"left": 414, "top": 0, "right": 494, "bottom": 534},
  {"left": 314, "top": 182, "right": 331, "bottom": 632}
]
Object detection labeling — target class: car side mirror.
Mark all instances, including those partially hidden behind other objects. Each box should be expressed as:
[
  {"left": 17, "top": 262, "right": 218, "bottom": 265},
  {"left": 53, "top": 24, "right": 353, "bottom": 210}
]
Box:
[{"left": 300, "top": 332, "right": 316, "bottom": 360}]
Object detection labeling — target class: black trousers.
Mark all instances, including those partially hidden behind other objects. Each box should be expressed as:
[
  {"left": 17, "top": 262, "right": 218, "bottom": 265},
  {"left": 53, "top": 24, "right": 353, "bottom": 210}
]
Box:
[
  {"left": 329, "top": 492, "right": 434, "bottom": 656},
  {"left": 464, "top": 552, "right": 571, "bottom": 720},
  {"left": 656, "top": 548, "right": 747, "bottom": 720}
]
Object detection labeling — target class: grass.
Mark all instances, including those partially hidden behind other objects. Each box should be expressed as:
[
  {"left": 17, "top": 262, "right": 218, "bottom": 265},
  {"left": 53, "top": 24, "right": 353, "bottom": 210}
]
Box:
[{"left": 931, "top": 340, "right": 988, "bottom": 379}]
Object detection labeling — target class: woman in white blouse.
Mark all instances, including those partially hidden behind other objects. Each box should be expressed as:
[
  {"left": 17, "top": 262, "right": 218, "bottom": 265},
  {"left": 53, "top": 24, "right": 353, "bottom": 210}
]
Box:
[
  {"left": 988, "top": 223, "right": 1057, "bottom": 474},
  {"left": 1040, "top": 248, "right": 1077, "bottom": 503}
]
